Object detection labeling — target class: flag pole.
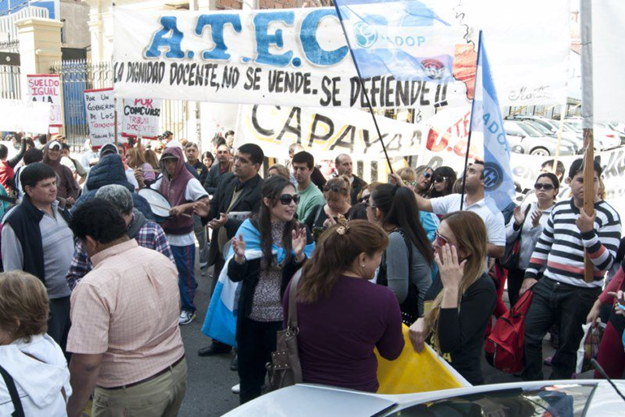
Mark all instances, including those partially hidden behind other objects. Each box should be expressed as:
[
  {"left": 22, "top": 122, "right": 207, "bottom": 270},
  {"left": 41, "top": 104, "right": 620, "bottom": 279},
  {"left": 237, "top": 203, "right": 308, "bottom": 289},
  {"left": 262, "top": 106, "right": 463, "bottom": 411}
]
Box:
[
  {"left": 333, "top": 4, "right": 394, "bottom": 174},
  {"left": 460, "top": 30, "right": 482, "bottom": 211},
  {"left": 581, "top": 0, "right": 595, "bottom": 283}
]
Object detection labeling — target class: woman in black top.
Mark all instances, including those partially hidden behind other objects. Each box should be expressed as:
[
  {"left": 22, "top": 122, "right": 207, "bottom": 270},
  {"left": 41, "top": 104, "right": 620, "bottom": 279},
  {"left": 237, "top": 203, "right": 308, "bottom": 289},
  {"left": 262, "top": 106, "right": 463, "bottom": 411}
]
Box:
[
  {"left": 408, "top": 211, "right": 496, "bottom": 385},
  {"left": 305, "top": 176, "right": 352, "bottom": 240}
]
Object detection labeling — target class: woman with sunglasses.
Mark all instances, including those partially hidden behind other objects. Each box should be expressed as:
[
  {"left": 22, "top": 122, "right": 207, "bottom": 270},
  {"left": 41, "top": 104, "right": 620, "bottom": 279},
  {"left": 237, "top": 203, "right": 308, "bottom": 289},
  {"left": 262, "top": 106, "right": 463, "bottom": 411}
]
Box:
[
  {"left": 368, "top": 184, "right": 434, "bottom": 323},
  {"left": 429, "top": 166, "right": 457, "bottom": 198},
  {"left": 228, "top": 176, "right": 314, "bottom": 404},
  {"left": 505, "top": 172, "right": 559, "bottom": 307},
  {"left": 409, "top": 211, "right": 496, "bottom": 385},
  {"left": 414, "top": 165, "right": 434, "bottom": 197},
  {"left": 304, "top": 176, "right": 353, "bottom": 239}
]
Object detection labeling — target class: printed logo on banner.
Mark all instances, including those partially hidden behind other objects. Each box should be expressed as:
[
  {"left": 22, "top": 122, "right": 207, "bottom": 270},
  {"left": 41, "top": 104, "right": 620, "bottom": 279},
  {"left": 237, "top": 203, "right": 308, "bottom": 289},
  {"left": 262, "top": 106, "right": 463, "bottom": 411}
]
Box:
[
  {"left": 353, "top": 21, "right": 378, "bottom": 48},
  {"left": 483, "top": 162, "right": 504, "bottom": 191}
]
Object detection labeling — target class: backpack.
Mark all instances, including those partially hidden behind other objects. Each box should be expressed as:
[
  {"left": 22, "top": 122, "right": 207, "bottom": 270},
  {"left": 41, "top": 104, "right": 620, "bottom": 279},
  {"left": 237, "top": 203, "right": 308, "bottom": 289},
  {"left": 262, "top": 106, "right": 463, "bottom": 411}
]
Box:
[{"left": 485, "top": 290, "right": 534, "bottom": 373}]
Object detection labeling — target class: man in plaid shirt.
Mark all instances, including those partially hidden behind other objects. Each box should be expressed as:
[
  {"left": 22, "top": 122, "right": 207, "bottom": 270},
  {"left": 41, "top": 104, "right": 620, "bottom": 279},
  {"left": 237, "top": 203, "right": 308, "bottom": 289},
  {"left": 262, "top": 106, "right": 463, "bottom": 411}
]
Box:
[{"left": 66, "top": 185, "right": 173, "bottom": 289}]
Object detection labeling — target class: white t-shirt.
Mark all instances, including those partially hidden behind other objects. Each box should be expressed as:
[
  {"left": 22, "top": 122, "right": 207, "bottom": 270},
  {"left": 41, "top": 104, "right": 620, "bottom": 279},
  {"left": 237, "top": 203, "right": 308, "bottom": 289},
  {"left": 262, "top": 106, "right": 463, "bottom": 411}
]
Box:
[
  {"left": 151, "top": 177, "right": 207, "bottom": 246},
  {"left": 430, "top": 193, "right": 506, "bottom": 247}
]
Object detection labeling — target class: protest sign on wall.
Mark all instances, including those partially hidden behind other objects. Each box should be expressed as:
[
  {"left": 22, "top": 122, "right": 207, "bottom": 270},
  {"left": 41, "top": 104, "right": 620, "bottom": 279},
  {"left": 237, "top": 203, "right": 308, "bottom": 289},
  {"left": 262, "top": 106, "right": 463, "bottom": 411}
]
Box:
[
  {"left": 113, "top": 0, "right": 569, "bottom": 109},
  {"left": 121, "top": 98, "right": 162, "bottom": 139},
  {"left": 85, "top": 88, "right": 116, "bottom": 147},
  {"left": 235, "top": 104, "right": 425, "bottom": 161},
  {"left": 26, "top": 74, "right": 62, "bottom": 127},
  {"left": 0, "top": 99, "right": 51, "bottom": 133}
]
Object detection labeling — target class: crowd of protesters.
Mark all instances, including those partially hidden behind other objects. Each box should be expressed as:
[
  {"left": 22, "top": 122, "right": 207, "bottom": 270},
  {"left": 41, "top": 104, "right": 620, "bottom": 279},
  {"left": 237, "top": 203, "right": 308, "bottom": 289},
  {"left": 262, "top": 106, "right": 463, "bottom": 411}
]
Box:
[{"left": 0, "top": 129, "right": 623, "bottom": 416}]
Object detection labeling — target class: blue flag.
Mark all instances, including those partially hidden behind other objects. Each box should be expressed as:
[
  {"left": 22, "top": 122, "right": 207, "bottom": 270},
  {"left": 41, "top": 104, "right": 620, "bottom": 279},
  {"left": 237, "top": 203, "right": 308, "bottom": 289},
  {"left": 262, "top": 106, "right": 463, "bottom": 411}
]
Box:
[
  {"left": 470, "top": 31, "right": 515, "bottom": 213},
  {"left": 334, "top": 0, "right": 463, "bottom": 82}
]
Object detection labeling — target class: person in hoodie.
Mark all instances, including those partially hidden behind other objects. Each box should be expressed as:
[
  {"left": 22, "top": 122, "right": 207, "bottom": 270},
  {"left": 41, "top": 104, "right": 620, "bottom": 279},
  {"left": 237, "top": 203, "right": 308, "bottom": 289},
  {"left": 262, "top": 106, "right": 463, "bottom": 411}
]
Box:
[
  {"left": 83, "top": 143, "right": 138, "bottom": 192},
  {"left": 0, "top": 271, "right": 72, "bottom": 416},
  {"left": 66, "top": 184, "right": 173, "bottom": 290},
  {"left": 71, "top": 153, "right": 154, "bottom": 221},
  {"left": 151, "top": 146, "right": 208, "bottom": 325},
  {"left": 42, "top": 140, "right": 80, "bottom": 207}
]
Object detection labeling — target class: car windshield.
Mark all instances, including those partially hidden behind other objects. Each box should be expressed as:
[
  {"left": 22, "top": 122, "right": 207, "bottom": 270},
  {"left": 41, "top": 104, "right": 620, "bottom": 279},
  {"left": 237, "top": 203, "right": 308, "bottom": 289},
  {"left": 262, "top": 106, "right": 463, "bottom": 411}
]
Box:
[
  {"left": 525, "top": 121, "right": 553, "bottom": 136},
  {"left": 565, "top": 121, "right": 582, "bottom": 132},
  {"left": 389, "top": 384, "right": 596, "bottom": 417},
  {"left": 516, "top": 122, "right": 543, "bottom": 137}
]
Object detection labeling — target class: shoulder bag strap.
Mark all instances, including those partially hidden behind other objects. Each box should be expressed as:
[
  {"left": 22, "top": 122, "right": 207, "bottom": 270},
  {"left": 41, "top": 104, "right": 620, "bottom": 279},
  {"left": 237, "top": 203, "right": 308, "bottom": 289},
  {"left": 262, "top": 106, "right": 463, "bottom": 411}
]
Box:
[
  {"left": 518, "top": 204, "right": 532, "bottom": 237},
  {"left": 287, "top": 270, "right": 303, "bottom": 330},
  {"left": 0, "top": 364, "right": 25, "bottom": 417}
]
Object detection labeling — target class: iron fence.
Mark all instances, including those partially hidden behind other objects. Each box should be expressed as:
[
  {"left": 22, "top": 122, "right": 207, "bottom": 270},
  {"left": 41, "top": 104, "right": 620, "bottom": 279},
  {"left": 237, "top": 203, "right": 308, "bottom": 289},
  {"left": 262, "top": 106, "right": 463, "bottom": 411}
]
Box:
[
  {"left": 50, "top": 60, "right": 193, "bottom": 149},
  {"left": 0, "top": 64, "right": 20, "bottom": 99}
]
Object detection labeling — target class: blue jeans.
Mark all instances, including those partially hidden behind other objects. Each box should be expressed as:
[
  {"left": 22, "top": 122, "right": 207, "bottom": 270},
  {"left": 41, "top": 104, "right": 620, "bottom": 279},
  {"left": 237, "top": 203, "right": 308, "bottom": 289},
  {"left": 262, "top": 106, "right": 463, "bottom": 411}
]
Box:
[
  {"left": 172, "top": 244, "right": 197, "bottom": 312},
  {"left": 522, "top": 278, "right": 600, "bottom": 380}
]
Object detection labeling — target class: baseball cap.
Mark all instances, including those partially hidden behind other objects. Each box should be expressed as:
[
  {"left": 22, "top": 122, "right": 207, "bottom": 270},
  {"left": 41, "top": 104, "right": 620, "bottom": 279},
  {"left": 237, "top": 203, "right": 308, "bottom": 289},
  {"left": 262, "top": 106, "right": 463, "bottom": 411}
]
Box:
[
  {"left": 48, "top": 140, "right": 62, "bottom": 150},
  {"left": 99, "top": 143, "right": 118, "bottom": 157},
  {"left": 161, "top": 153, "right": 179, "bottom": 160}
]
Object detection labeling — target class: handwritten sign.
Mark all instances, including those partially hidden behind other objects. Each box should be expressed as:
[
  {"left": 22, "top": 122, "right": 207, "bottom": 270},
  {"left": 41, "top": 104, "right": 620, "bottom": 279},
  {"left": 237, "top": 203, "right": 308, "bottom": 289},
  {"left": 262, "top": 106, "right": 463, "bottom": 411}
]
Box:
[
  {"left": 26, "top": 74, "right": 62, "bottom": 127},
  {"left": 85, "top": 88, "right": 116, "bottom": 147},
  {"left": 121, "top": 98, "right": 161, "bottom": 139},
  {"left": 0, "top": 99, "right": 52, "bottom": 133}
]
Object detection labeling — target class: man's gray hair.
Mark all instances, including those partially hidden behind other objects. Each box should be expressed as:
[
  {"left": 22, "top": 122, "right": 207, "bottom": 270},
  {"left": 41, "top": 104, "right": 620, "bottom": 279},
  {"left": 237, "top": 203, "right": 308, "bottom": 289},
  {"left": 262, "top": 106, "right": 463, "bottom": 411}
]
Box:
[{"left": 95, "top": 185, "right": 134, "bottom": 215}]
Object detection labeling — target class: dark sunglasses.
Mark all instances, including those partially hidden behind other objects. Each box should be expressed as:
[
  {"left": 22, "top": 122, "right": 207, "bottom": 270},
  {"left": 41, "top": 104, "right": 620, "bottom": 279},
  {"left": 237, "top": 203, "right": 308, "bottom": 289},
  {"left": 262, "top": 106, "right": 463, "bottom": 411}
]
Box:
[
  {"left": 534, "top": 183, "right": 555, "bottom": 191},
  {"left": 359, "top": 195, "right": 370, "bottom": 205},
  {"left": 434, "top": 231, "right": 451, "bottom": 247},
  {"left": 423, "top": 172, "right": 432, "bottom": 179},
  {"left": 278, "top": 194, "right": 300, "bottom": 205},
  {"left": 325, "top": 186, "right": 348, "bottom": 194},
  {"left": 433, "top": 176, "right": 449, "bottom": 183}
]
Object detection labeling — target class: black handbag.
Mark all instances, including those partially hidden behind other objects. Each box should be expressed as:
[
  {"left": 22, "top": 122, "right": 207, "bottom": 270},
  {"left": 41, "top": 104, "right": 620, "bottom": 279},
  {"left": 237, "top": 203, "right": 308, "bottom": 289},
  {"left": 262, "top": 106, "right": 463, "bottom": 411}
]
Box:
[
  {"left": 266, "top": 270, "right": 303, "bottom": 391},
  {"left": 501, "top": 205, "right": 531, "bottom": 270}
]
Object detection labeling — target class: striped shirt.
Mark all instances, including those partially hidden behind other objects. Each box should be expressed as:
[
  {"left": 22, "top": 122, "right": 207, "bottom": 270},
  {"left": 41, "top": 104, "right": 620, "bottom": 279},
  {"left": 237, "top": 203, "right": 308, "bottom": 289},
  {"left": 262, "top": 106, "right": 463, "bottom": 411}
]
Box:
[{"left": 525, "top": 199, "right": 622, "bottom": 288}]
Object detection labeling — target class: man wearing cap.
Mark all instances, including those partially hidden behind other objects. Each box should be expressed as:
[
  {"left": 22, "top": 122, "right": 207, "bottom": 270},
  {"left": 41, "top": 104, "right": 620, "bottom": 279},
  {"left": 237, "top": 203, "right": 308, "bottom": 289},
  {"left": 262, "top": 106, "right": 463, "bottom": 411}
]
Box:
[
  {"left": 151, "top": 147, "right": 208, "bottom": 325},
  {"left": 83, "top": 143, "right": 139, "bottom": 192},
  {"left": 42, "top": 140, "right": 80, "bottom": 207}
]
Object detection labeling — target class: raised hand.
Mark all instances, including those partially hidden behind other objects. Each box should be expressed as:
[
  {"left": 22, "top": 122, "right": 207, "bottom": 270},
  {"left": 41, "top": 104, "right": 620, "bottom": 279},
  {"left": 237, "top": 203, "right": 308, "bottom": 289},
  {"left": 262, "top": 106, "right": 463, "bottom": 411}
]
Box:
[
  {"left": 292, "top": 226, "right": 307, "bottom": 261},
  {"left": 513, "top": 205, "right": 525, "bottom": 225},
  {"left": 531, "top": 210, "right": 542, "bottom": 228},
  {"left": 232, "top": 234, "right": 246, "bottom": 263},
  {"left": 389, "top": 173, "right": 406, "bottom": 188},
  {"left": 576, "top": 209, "right": 596, "bottom": 234},
  {"left": 435, "top": 244, "right": 466, "bottom": 290}
]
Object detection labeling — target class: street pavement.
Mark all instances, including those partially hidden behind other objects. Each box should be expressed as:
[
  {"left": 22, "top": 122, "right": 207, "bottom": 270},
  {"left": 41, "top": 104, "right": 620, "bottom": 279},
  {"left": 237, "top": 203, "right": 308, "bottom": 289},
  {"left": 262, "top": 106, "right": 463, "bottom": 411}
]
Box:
[{"left": 178, "top": 253, "right": 559, "bottom": 416}]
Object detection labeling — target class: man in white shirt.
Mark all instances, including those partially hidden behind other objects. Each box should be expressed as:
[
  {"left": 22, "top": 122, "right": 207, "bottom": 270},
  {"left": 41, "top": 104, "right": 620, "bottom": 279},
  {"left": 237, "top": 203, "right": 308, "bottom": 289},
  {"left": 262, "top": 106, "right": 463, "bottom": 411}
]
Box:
[{"left": 414, "top": 161, "right": 505, "bottom": 259}]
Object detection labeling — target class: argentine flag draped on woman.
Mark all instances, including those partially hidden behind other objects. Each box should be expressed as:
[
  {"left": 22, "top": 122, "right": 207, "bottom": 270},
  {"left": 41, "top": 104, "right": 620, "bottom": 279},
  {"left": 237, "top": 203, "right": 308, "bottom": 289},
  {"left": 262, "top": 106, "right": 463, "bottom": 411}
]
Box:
[{"left": 201, "top": 219, "right": 315, "bottom": 347}]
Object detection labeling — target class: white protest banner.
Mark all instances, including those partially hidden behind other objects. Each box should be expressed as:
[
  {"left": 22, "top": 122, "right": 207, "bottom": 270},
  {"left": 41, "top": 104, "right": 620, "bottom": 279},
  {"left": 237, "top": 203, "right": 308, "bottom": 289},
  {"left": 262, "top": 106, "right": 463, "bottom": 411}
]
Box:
[
  {"left": 26, "top": 74, "right": 62, "bottom": 128},
  {"left": 121, "top": 98, "right": 162, "bottom": 139},
  {"left": 235, "top": 104, "right": 424, "bottom": 161},
  {"left": 113, "top": 0, "right": 569, "bottom": 109},
  {"left": 592, "top": 0, "right": 625, "bottom": 123},
  {"left": 0, "top": 99, "right": 51, "bottom": 133},
  {"left": 85, "top": 88, "right": 116, "bottom": 147}
]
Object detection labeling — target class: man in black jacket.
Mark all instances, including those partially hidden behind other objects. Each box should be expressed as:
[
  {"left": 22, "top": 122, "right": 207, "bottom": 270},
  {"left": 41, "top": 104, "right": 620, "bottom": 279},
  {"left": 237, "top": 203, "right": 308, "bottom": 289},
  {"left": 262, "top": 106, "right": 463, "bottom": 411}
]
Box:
[
  {"left": 195, "top": 143, "right": 264, "bottom": 357},
  {"left": 1, "top": 163, "right": 74, "bottom": 352},
  {"left": 203, "top": 144, "right": 233, "bottom": 195},
  {"left": 335, "top": 153, "right": 368, "bottom": 205}
]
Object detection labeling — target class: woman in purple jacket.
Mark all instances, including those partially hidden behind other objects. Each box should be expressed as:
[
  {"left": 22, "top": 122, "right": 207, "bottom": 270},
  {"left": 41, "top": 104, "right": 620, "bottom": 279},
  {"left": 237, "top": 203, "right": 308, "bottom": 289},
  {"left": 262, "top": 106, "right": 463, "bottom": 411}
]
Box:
[{"left": 284, "top": 220, "right": 404, "bottom": 392}]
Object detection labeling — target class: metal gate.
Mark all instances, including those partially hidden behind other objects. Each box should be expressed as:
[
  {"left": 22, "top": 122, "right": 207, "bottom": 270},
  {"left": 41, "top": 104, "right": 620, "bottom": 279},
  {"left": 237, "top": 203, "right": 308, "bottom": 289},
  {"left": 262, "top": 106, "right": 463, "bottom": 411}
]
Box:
[
  {"left": 0, "top": 55, "right": 21, "bottom": 100},
  {"left": 51, "top": 60, "right": 192, "bottom": 149},
  {"left": 50, "top": 60, "right": 113, "bottom": 148}
]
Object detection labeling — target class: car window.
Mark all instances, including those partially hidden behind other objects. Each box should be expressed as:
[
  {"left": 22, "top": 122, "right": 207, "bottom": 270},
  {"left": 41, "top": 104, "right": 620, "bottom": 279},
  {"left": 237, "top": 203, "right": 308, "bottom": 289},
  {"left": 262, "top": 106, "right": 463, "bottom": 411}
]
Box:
[
  {"left": 388, "top": 384, "right": 596, "bottom": 417},
  {"left": 526, "top": 121, "right": 553, "bottom": 136},
  {"left": 504, "top": 122, "right": 525, "bottom": 136},
  {"left": 517, "top": 122, "right": 542, "bottom": 137}
]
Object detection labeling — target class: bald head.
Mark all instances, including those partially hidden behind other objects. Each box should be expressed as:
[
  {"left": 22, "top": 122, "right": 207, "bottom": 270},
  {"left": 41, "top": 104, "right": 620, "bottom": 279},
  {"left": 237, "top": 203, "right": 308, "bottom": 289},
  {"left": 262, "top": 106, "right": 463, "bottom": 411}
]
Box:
[{"left": 335, "top": 153, "right": 353, "bottom": 177}]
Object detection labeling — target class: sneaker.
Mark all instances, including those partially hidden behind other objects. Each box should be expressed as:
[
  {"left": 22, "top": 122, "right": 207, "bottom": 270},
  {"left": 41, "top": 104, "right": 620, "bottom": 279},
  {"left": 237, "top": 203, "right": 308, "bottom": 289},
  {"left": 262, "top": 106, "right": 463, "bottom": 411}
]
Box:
[
  {"left": 201, "top": 267, "right": 208, "bottom": 277},
  {"left": 544, "top": 355, "right": 553, "bottom": 366},
  {"left": 179, "top": 310, "right": 196, "bottom": 325},
  {"left": 231, "top": 383, "right": 240, "bottom": 394}
]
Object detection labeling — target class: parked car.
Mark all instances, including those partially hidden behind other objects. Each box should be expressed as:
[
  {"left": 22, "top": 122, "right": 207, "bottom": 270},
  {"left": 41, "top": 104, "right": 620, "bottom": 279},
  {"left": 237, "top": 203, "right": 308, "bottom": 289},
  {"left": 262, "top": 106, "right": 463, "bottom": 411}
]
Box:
[
  {"left": 561, "top": 118, "right": 622, "bottom": 150},
  {"left": 225, "top": 380, "right": 625, "bottom": 416},
  {"left": 507, "top": 115, "right": 583, "bottom": 147},
  {"left": 504, "top": 120, "right": 577, "bottom": 156}
]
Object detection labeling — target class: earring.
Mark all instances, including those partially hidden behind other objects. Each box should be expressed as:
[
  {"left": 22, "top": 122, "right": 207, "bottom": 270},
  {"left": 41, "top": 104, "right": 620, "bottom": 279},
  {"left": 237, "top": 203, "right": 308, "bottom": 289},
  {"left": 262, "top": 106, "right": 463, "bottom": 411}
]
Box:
[{"left": 361, "top": 264, "right": 365, "bottom": 268}]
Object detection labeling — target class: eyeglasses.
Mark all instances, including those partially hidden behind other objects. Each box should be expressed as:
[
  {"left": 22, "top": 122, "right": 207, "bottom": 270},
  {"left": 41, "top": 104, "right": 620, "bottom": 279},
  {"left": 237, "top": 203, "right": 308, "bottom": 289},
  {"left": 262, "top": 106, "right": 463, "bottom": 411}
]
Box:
[
  {"left": 278, "top": 194, "right": 300, "bottom": 205},
  {"left": 423, "top": 172, "right": 432, "bottom": 179},
  {"left": 359, "top": 195, "right": 370, "bottom": 205},
  {"left": 534, "top": 183, "right": 555, "bottom": 191},
  {"left": 434, "top": 231, "right": 451, "bottom": 247},
  {"left": 325, "top": 186, "right": 348, "bottom": 194},
  {"left": 433, "top": 176, "right": 449, "bottom": 183}
]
